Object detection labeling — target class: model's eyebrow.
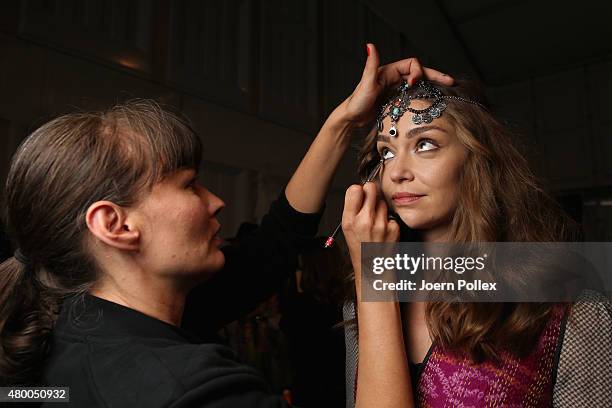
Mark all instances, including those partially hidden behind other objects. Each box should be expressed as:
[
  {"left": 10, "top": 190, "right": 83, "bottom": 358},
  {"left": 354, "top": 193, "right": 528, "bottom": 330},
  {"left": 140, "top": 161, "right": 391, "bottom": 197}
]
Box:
[{"left": 376, "top": 125, "right": 448, "bottom": 142}]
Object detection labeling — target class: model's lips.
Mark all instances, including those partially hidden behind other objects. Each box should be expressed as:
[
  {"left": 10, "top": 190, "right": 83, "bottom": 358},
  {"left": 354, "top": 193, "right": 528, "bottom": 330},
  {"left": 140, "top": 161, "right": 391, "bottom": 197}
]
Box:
[{"left": 392, "top": 192, "right": 425, "bottom": 205}]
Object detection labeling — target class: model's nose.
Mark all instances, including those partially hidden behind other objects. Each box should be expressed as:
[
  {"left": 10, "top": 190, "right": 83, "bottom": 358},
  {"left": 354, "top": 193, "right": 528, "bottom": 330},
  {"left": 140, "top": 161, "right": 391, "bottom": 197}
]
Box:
[{"left": 387, "top": 153, "right": 415, "bottom": 183}]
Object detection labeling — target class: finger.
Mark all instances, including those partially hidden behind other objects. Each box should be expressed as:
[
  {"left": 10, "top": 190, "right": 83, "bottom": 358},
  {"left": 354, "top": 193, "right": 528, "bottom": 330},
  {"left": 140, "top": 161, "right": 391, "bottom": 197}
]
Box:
[
  {"left": 379, "top": 58, "right": 453, "bottom": 87},
  {"left": 360, "top": 182, "right": 378, "bottom": 219},
  {"left": 386, "top": 219, "right": 400, "bottom": 242},
  {"left": 373, "top": 199, "right": 388, "bottom": 239},
  {"left": 402, "top": 60, "right": 453, "bottom": 86},
  {"left": 378, "top": 58, "right": 422, "bottom": 87},
  {"left": 360, "top": 43, "right": 380, "bottom": 84},
  {"left": 342, "top": 184, "right": 364, "bottom": 225},
  {"left": 423, "top": 67, "right": 454, "bottom": 86},
  {"left": 374, "top": 199, "right": 388, "bottom": 226}
]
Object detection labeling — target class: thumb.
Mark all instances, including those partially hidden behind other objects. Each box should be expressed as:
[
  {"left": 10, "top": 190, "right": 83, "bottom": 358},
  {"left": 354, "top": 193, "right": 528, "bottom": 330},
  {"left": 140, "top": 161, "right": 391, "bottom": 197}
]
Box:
[{"left": 361, "top": 43, "right": 380, "bottom": 83}]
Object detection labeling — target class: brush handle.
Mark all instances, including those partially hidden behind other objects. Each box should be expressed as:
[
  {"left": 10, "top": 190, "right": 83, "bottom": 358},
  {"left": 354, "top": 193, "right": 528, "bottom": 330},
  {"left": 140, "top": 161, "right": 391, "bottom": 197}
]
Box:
[{"left": 323, "top": 160, "right": 383, "bottom": 248}]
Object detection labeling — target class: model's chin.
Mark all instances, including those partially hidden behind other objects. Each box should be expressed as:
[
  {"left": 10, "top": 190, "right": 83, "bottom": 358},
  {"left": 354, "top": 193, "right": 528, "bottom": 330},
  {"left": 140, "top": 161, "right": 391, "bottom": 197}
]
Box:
[
  {"left": 394, "top": 207, "right": 419, "bottom": 225},
  {"left": 394, "top": 208, "right": 434, "bottom": 230}
]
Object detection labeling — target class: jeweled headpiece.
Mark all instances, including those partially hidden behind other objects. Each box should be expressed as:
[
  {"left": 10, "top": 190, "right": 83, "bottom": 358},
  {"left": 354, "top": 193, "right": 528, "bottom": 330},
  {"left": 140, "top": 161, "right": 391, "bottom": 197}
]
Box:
[{"left": 376, "top": 80, "right": 487, "bottom": 137}]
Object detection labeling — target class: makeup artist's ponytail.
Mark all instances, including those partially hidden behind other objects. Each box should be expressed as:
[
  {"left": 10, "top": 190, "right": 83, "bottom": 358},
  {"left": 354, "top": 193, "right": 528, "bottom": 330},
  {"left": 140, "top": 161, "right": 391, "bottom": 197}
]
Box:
[
  {"left": 0, "top": 99, "right": 201, "bottom": 385},
  {"left": 0, "top": 256, "right": 68, "bottom": 385}
]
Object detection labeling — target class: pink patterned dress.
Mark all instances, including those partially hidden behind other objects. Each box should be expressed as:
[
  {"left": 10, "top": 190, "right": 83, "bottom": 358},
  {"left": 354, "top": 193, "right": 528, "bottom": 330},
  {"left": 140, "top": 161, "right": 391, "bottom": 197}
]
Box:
[
  {"left": 345, "top": 293, "right": 612, "bottom": 407},
  {"left": 415, "top": 305, "right": 566, "bottom": 407}
]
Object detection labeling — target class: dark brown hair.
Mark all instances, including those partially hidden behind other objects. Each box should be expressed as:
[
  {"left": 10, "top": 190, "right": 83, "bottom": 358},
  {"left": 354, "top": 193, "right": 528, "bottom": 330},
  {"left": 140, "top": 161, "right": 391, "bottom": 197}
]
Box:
[
  {"left": 357, "top": 79, "right": 578, "bottom": 362},
  {"left": 0, "top": 100, "right": 201, "bottom": 385}
]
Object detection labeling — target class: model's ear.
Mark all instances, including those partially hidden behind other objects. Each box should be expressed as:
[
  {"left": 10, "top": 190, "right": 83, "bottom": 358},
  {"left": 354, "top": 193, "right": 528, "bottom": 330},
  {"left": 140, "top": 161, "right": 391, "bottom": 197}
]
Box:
[{"left": 85, "top": 201, "right": 140, "bottom": 251}]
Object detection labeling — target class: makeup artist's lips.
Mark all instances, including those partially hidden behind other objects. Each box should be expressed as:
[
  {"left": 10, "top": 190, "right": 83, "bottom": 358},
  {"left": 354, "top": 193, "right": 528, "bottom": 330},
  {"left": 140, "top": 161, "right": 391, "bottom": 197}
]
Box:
[
  {"left": 392, "top": 192, "right": 425, "bottom": 205},
  {"left": 212, "top": 225, "right": 224, "bottom": 245}
]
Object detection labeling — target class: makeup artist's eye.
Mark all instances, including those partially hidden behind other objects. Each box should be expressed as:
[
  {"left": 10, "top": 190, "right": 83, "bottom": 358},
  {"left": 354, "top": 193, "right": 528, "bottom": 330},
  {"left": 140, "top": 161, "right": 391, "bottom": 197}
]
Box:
[
  {"left": 416, "top": 139, "right": 438, "bottom": 152},
  {"left": 380, "top": 147, "right": 395, "bottom": 161},
  {"left": 186, "top": 178, "right": 197, "bottom": 190}
]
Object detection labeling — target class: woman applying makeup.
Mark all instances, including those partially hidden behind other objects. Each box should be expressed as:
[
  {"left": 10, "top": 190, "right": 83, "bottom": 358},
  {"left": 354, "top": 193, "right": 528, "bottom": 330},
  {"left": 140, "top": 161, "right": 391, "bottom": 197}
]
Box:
[{"left": 0, "top": 45, "right": 448, "bottom": 406}]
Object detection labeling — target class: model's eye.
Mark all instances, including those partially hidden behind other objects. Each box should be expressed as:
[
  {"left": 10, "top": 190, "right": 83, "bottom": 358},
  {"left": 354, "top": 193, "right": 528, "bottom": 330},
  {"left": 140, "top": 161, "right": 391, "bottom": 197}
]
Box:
[
  {"left": 416, "top": 139, "right": 438, "bottom": 152},
  {"left": 380, "top": 147, "right": 395, "bottom": 161}
]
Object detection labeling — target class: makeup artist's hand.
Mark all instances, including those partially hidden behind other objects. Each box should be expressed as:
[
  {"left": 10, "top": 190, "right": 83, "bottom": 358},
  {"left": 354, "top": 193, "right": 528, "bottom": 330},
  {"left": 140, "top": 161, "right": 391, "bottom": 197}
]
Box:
[
  {"left": 334, "top": 43, "right": 454, "bottom": 128},
  {"left": 344, "top": 182, "right": 414, "bottom": 408},
  {"left": 342, "top": 182, "right": 400, "bottom": 277}
]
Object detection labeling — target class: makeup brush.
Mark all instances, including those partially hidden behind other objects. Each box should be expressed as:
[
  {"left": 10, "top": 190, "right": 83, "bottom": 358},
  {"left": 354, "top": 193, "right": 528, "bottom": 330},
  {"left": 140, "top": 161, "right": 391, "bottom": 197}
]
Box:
[{"left": 323, "top": 159, "right": 384, "bottom": 248}]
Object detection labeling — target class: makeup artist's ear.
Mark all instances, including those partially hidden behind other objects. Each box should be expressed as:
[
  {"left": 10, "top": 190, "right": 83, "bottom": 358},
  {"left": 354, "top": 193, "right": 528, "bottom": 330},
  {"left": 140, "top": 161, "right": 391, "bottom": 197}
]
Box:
[{"left": 86, "top": 201, "right": 140, "bottom": 250}]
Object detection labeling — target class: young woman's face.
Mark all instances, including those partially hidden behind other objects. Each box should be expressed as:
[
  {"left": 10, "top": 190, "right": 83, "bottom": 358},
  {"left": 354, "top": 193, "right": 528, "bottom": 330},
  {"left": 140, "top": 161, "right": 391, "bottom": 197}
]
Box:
[
  {"left": 376, "top": 101, "right": 468, "bottom": 239},
  {"left": 134, "top": 168, "right": 226, "bottom": 278}
]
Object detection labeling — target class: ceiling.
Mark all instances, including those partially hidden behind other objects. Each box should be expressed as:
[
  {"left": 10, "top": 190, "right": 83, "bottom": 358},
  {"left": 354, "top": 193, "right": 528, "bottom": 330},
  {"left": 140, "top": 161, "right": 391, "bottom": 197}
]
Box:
[{"left": 366, "top": 0, "right": 612, "bottom": 85}]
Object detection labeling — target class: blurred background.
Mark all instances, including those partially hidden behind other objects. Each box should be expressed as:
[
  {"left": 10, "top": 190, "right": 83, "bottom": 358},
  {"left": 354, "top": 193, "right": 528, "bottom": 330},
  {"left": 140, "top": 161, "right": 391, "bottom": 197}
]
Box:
[{"left": 1, "top": 0, "right": 612, "bottom": 405}]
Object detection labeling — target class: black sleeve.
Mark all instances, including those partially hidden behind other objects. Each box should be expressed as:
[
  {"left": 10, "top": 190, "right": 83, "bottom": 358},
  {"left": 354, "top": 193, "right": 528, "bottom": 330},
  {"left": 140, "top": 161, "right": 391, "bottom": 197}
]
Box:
[
  {"left": 182, "top": 191, "right": 323, "bottom": 335},
  {"left": 169, "top": 369, "right": 295, "bottom": 408},
  {"left": 166, "top": 345, "right": 295, "bottom": 408},
  {"left": 88, "top": 341, "right": 299, "bottom": 408}
]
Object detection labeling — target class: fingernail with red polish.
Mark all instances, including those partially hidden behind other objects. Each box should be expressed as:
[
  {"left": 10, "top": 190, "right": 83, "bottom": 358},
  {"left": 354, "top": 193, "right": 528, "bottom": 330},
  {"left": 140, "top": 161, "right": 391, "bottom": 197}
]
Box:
[{"left": 366, "top": 44, "right": 370, "bottom": 56}]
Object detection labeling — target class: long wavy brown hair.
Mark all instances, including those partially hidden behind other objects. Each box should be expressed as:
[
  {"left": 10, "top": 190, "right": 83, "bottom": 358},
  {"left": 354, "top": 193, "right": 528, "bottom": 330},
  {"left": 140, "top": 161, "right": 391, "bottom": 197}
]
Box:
[
  {"left": 0, "top": 100, "right": 201, "bottom": 385},
  {"left": 357, "top": 79, "right": 579, "bottom": 363}
]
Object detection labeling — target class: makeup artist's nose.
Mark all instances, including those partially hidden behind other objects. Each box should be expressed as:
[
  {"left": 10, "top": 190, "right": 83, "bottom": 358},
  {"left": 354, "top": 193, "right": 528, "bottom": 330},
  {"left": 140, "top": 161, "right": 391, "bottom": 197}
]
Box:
[
  {"left": 388, "top": 154, "right": 415, "bottom": 183},
  {"left": 203, "top": 187, "right": 225, "bottom": 216}
]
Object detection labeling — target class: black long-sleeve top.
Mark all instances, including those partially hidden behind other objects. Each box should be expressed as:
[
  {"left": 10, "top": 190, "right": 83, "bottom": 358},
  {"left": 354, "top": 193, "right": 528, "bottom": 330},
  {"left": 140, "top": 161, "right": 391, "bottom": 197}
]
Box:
[{"left": 41, "top": 193, "right": 323, "bottom": 407}]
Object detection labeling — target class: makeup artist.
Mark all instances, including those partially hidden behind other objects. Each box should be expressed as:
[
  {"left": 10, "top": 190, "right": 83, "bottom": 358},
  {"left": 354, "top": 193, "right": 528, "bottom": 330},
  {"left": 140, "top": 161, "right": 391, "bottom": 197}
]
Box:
[{"left": 0, "top": 45, "right": 451, "bottom": 406}]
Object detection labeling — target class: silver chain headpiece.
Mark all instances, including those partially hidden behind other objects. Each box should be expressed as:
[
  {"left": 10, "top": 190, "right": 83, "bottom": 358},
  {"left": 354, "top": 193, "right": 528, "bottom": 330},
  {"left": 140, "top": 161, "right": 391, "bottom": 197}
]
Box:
[{"left": 376, "top": 80, "right": 487, "bottom": 136}]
